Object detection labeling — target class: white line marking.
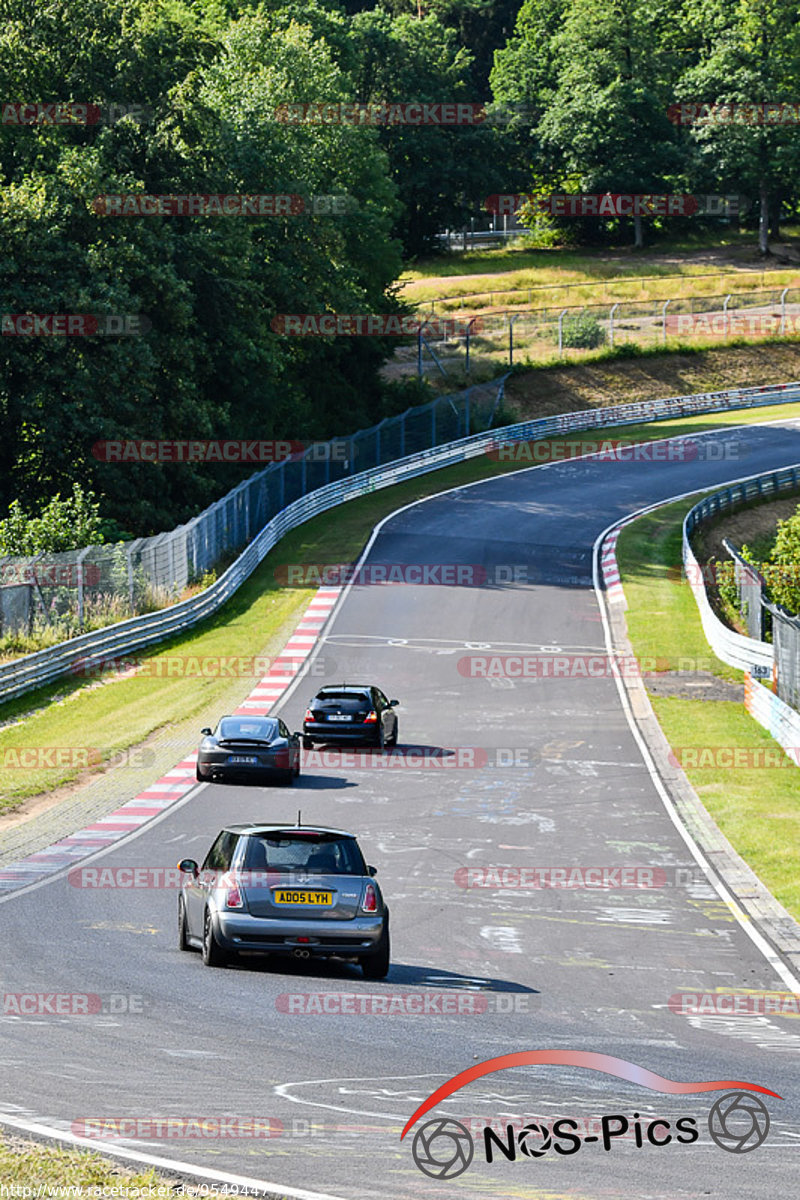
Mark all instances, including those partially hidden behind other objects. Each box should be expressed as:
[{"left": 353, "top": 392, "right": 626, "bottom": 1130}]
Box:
[
  {"left": 592, "top": 497, "right": 800, "bottom": 993},
  {"left": 0, "top": 1113, "right": 349, "bottom": 1200}
]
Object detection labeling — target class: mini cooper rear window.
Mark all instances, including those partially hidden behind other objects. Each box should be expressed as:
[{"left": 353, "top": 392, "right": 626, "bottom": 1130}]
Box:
[{"left": 242, "top": 835, "right": 366, "bottom": 876}]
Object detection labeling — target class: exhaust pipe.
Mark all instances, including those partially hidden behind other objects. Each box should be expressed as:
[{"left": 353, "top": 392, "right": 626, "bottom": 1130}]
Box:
[{"left": 292, "top": 948, "right": 311, "bottom": 959}]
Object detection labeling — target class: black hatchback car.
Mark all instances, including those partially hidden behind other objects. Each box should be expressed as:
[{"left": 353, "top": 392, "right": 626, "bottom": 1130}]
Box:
[
  {"left": 302, "top": 684, "right": 399, "bottom": 749},
  {"left": 195, "top": 716, "right": 301, "bottom": 785},
  {"left": 178, "top": 822, "right": 390, "bottom": 978}
]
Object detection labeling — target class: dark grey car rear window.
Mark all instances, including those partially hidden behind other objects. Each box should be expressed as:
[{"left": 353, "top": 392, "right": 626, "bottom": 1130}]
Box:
[
  {"left": 242, "top": 835, "right": 366, "bottom": 875},
  {"left": 218, "top": 718, "right": 279, "bottom": 739}
]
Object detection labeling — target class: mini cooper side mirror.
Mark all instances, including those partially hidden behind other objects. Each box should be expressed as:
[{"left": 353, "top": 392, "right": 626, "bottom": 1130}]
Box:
[
  {"left": 178, "top": 858, "right": 199, "bottom": 876},
  {"left": 367, "top": 865, "right": 377, "bottom": 877}
]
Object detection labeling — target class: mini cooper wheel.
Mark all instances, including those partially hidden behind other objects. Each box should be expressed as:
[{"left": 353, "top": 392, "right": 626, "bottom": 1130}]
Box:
[
  {"left": 178, "top": 897, "right": 191, "bottom": 951},
  {"left": 202, "top": 910, "right": 229, "bottom": 967},
  {"left": 360, "top": 922, "right": 390, "bottom": 980}
]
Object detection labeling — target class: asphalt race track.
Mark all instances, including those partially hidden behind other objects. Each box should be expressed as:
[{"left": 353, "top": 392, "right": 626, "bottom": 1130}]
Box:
[{"left": 3, "top": 420, "right": 800, "bottom": 1200}]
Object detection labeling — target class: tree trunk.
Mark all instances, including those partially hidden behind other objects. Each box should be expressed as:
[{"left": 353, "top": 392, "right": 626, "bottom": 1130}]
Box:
[
  {"left": 758, "top": 181, "right": 770, "bottom": 257},
  {"left": 769, "top": 195, "right": 781, "bottom": 242},
  {"left": 633, "top": 212, "right": 643, "bottom": 248}
]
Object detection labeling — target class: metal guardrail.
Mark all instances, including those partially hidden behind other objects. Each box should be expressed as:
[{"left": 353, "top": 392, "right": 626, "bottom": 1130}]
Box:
[
  {"left": 744, "top": 671, "right": 800, "bottom": 761},
  {"left": 0, "top": 378, "right": 505, "bottom": 638},
  {"left": 3, "top": 378, "right": 800, "bottom": 706},
  {"left": 682, "top": 463, "right": 800, "bottom": 673}
]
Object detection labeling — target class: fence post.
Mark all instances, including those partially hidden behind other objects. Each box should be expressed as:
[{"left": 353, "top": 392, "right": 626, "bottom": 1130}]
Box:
[
  {"left": 661, "top": 299, "right": 671, "bottom": 344},
  {"left": 508, "top": 313, "right": 521, "bottom": 365},
  {"left": 417, "top": 321, "right": 429, "bottom": 378},
  {"left": 76, "top": 547, "right": 91, "bottom": 631},
  {"left": 431, "top": 401, "right": 436, "bottom": 448},
  {"left": 780, "top": 286, "right": 789, "bottom": 335},
  {"left": 723, "top": 294, "right": 731, "bottom": 337},
  {"left": 464, "top": 317, "right": 478, "bottom": 376},
  {"left": 609, "top": 302, "right": 619, "bottom": 348},
  {"left": 558, "top": 308, "right": 568, "bottom": 358}
]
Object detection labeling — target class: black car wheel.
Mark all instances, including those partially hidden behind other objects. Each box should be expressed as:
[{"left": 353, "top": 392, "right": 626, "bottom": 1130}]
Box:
[
  {"left": 178, "top": 897, "right": 191, "bottom": 951},
  {"left": 360, "top": 921, "right": 390, "bottom": 980},
  {"left": 195, "top": 763, "right": 205, "bottom": 782},
  {"left": 202, "top": 910, "right": 229, "bottom": 967},
  {"left": 302, "top": 737, "right": 315, "bottom": 750},
  {"left": 279, "top": 769, "right": 295, "bottom": 786},
  {"left": 387, "top": 721, "right": 398, "bottom": 747}
]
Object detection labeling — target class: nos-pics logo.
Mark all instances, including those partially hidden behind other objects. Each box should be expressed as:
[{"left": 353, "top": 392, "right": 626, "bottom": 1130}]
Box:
[{"left": 402, "top": 1050, "right": 778, "bottom": 1180}]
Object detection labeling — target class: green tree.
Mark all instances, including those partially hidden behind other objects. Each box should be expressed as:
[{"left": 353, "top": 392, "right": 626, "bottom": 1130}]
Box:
[
  {"left": 673, "top": 0, "right": 800, "bottom": 254},
  {"left": 533, "top": 0, "right": 683, "bottom": 247}
]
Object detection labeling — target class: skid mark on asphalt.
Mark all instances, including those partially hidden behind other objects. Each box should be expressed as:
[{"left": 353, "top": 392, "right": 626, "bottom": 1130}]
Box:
[
  {"left": 481, "top": 910, "right": 728, "bottom": 938},
  {"left": 480, "top": 926, "right": 523, "bottom": 953},
  {"left": 323, "top": 633, "right": 603, "bottom": 654},
  {"left": 82, "top": 921, "right": 160, "bottom": 935},
  {"left": 681, "top": 1013, "right": 800, "bottom": 1052}
]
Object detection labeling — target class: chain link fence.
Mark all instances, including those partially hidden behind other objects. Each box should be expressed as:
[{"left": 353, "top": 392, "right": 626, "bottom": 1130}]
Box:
[
  {"left": 767, "top": 603, "right": 800, "bottom": 711},
  {"left": 722, "top": 538, "right": 769, "bottom": 641},
  {"left": 0, "top": 379, "right": 505, "bottom": 641},
  {"left": 412, "top": 286, "right": 800, "bottom": 377}
]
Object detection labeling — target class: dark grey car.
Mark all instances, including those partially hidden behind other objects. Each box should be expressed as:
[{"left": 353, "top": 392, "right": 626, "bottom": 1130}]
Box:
[
  {"left": 195, "top": 716, "right": 301, "bottom": 785},
  {"left": 177, "top": 823, "right": 390, "bottom": 978}
]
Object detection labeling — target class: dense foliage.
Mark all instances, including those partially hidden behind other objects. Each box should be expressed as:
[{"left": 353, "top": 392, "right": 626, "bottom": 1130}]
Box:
[{"left": 1, "top": 0, "right": 798, "bottom": 543}]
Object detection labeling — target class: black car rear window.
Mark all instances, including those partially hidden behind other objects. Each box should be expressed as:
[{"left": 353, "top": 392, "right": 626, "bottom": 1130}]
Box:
[
  {"left": 218, "top": 718, "right": 279, "bottom": 740},
  {"left": 314, "top": 691, "right": 370, "bottom": 705},
  {"left": 242, "top": 834, "right": 366, "bottom": 875}
]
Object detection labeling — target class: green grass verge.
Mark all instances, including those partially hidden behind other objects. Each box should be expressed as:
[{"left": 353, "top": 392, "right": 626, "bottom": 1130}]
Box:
[
  {"left": 4, "top": 396, "right": 800, "bottom": 815},
  {"left": 401, "top": 230, "right": 800, "bottom": 283},
  {"left": 617, "top": 497, "right": 800, "bottom": 921},
  {"left": 0, "top": 1131, "right": 195, "bottom": 1195}
]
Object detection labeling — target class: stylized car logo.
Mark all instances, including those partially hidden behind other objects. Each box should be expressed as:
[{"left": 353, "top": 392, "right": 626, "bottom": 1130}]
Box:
[
  {"left": 411, "top": 1118, "right": 474, "bottom": 1179},
  {"left": 708, "top": 1091, "right": 770, "bottom": 1153}
]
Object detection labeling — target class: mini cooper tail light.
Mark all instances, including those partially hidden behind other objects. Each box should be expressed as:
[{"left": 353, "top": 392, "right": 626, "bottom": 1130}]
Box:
[
  {"left": 226, "top": 886, "right": 243, "bottom": 909},
  {"left": 361, "top": 882, "right": 378, "bottom": 913},
  {"left": 363, "top": 710, "right": 378, "bottom": 723}
]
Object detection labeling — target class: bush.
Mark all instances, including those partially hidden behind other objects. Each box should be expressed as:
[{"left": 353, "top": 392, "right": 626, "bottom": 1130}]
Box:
[
  {"left": 0, "top": 484, "right": 104, "bottom": 555},
  {"left": 558, "top": 313, "right": 607, "bottom": 349}
]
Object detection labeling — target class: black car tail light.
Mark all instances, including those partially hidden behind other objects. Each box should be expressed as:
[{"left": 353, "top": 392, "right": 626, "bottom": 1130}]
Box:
[
  {"left": 363, "top": 710, "right": 378, "bottom": 723},
  {"left": 304, "top": 708, "right": 315, "bottom": 722}
]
